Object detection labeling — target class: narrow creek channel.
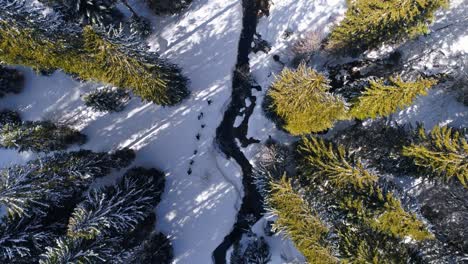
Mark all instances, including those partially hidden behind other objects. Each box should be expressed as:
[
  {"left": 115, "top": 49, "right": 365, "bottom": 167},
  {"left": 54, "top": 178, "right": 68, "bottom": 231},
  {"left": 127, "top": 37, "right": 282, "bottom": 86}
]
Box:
[{"left": 212, "top": 0, "right": 264, "bottom": 263}]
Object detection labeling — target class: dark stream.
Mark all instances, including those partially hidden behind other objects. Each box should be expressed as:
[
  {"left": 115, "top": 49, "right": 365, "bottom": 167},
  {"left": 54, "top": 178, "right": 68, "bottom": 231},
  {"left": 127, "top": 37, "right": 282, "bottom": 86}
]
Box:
[{"left": 212, "top": 0, "right": 264, "bottom": 263}]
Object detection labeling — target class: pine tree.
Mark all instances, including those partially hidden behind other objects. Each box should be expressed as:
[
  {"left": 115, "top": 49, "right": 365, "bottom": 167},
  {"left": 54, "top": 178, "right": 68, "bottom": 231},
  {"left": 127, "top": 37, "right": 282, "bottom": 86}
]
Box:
[
  {"left": 338, "top": 225, "right": 411, "bottom": 264},
  {"left": 67, "top": 167, "right": 164, "bottom": 239},
  {"left": 0, "top": 216, "right": 55, "bottom": 263},
  {"left": 297, "top": 136, "right": 433, "bottom": 255},
  {"left": 267, "top": 64, "right": 347, "bottom": 135},
  {"left": 327, "top": 0, "right": 449, "bottom": 54},
  {"left": 350, "top": 77, "right": 437, "bottom": 120},
  {"left": 244, "top": 236, "right": 271, "bottom": 264},
  {"left": 122, "top": 231, "right": 173, "bottom": 264},
  {"left": 146, "top": 0, "right": 192, "bottom": 15},
  {"left": 83, "top": 87, "right": 130, "bottom": 112},
  {"left": 0, "top": 65, "right": 24, "bottom": 97},
  {"left": 298, "top": 137, "right": 378, "bottom": 190},
  {"left": 0, "top": 2, "right": 189, "bottom": 105},
  {"left": 0, "top": 164, "right": 62, "bottom": 218},
  {"left": 40, "top": 148, "right": 135, "bottom": 195},
  {"left": 370, "top": 194, "right": 433, "bottom": 241},
  {"left": 0, "top": 109, "right": 21, "bottom": 127},
  {"left": 42, "top": 166, "right": 166, "bottom": 263},
  {"left": 230, "top": 241, "right": 245, "bottom": 264},
  {"left": 0, "top": 149, "right": 134, "bottom": 218},
  {"left": 403, "top": 125, "right": 468, "bottom": 186},
  {"left": 0, "top": 120, "right": 86, "bottom": 152},
  {"left": 266, "top": 176, "right": 337, "bottom": 263},
  {"left": 40, "top": 237, "right": 118, "bottom": 264},
  {"left": 38, "top": 0, "right": 119, "bottom": 26}
]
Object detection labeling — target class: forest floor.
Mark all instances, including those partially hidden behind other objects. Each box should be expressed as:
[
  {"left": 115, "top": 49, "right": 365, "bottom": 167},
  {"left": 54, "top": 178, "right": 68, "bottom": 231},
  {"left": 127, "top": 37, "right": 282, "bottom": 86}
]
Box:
[{"left": 0, "top": 0, "right": 467, "bottom": 263}]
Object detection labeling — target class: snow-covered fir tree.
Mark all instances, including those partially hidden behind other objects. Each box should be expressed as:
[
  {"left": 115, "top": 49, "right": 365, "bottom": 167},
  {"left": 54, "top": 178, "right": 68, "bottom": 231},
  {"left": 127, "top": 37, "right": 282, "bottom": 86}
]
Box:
[
  {"left": 0, "top": 65, "right": 24, "bottom": 97},
  {"left": 0, "top": 120, "right": 86, "bottom": 152},
  {"left": 67, "top": 167, "right": 165, "bottom": 239},
  {"left": 0, "top": 164, "right": 63, "bottom": 218},
  {"left": 146, "top": 0, "right": 192, "bottom": 15},
  {"left": 38, "top": 0, "right": 120, "bottom": 26},
  {"left": 0, "top": 216, "right": 55, "bottom": 263},
  {"left": 0, "top": 110, "right": 21, "bottom": 127},
  {"left": 121, "top": 231, "right": 174, "bottom": 264},
  {"left": 83, "top": 87, "right": 130, "bottom": 112}
]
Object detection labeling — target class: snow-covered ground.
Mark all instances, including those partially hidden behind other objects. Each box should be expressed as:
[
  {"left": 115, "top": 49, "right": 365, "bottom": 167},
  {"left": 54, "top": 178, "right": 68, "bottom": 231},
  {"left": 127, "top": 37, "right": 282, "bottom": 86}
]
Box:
[{"left": 0, "top": 0, "right": 244, "bottom": 263}]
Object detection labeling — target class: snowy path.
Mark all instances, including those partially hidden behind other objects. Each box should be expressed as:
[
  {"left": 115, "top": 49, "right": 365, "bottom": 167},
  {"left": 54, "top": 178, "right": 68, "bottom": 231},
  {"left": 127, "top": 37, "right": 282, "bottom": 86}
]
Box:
[{"left": 0, "top": 0, "right": 245, "bottom": 263}]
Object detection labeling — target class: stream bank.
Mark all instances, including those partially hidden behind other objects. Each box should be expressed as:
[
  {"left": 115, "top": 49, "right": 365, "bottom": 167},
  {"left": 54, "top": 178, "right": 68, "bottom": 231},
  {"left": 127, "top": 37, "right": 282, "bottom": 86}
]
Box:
[{"left": 212, "top": 0, "right": 265, "bottom": 263}]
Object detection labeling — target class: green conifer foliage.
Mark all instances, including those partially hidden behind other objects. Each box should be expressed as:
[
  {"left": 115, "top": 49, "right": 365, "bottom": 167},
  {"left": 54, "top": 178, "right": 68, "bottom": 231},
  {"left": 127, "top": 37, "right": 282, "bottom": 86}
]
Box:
[
  {"left": 297, "top": 136, "right": 433, "bottom": 258},
  {"left": 338, "top": 225, "right": 411, "bottom": 264},
  {"left": 370, "top": 194, "right": 433, "bottom": 240},
  {"left": 403, "top": 125, "right": 468, "bottom": 186},
  {"left": 0, "top": 22, "right": 188, "bottom": 105},
  {"left": 266, "top": 176, "right": 337, "bottom": 264},
  {"left": 298, "top": 137, "right": 378, "bottom": 190},
  {"left": 350, "top": 77, "right": 437, "bottom": 120},
  {"left": 0, "top": 121, "right": 86, "bottom": 153},
  {"left": 268, "top": 64, "right": 347, "bottom": 135},
  {"left": 327, "top": 0, "right": 449, "bottom": 54}
]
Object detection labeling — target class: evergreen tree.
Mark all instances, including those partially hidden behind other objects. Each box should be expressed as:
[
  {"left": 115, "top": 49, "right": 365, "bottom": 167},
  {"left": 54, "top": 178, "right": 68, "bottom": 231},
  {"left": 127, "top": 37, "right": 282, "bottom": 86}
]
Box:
[
  {"left": 403, "top": 125, "right": 468, "bottom": 186},
  {"left": 266, "top": 176, "right": 337, "bottom": 263},
  {"left": 38, "top": 0, "right": 119, "bottom": 26},
  {"left": 327, "top": 0, "right": 449, "bottom": 54},
  {"left": 297, "top": 136, "right": 433, "bottom": 261},
  {"left": 298, "top": 136, "right": 378, "bottom": 190},
  {"left": 0, "top": 120, "right": 86, "bottom": 153},
  {"left": 146, "top": 0, "right": 192, "bottom": 15},
  {"left": 0, "top": 2, "right": 189, "bottom": 105},
  {"left": 0, "top": 216, "right": 55, "bottom": 263},
  {"left": 40, "top": 237, "right": 118, "bottom": 264},
  {"left": 122, "top": 231, "right": 173, "bottom": 264},
  {"left": 0, "top": 164, "right": 61, "bottom": 218},
  {"left": 243, "top": 236, "right": 271, "bottom": 264},
  {"left": 230, "top": 241, "right": 245, "bottom": 264},
  {"left": 40, "top": 148, "right": 135, "bottom": 195},
  {"left": 0, "top": 148, "right": 134, "bottom": 218},
  {"left": 350, "top": 77, "right": 438, "bottom": 120},
  {"left": 338, "top": 225, "right": 411, "bottom": 264},
  {"left": 42, "top": 166, "right": 166, "bottom": 263},
  {"left": 0, "top": 65, "right": 24, "bottom": 97},
  {"left": 67, "top": 167, "right": 165, "bottom": 239},
  {"left": 267, "top": 64, "right": 347, "bottom": 135},
  {"left": 0, "top": 109, "right": 21, "bottom": 127},
  {"left": 83, "top": 87, "right": 130, "bottom": 112}
]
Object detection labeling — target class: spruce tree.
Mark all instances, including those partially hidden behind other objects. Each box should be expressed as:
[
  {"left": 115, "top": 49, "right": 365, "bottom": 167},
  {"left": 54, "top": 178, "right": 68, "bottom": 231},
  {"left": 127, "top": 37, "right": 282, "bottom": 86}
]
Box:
[
  {"left": 38, "top": 0, "right": 119, "bottom": 26},
  {"left": 327, "top": 0, "right": 449, "bottom": 54},
  {"left": 266, "top": 176, "right": 337, "bottom": 263},
  {"left": 0, "top": 120, "right": 86, "bottom": 153},
  {"left": 0, "top": 109, "right": 21, "bottom": 127},
  {"left": 42, "top": 166, "right": 167, "bottom": 263},
  {"left": 122, "top": 231, "right": 174, "bottom": 264},
  {"left": 0, "top": 216, "right": 55, "bottom": 263},
  {"left": 298, "top": 136, "right": 378, "bottom": 190},
  {"left": 83, "top": 87, "right": 130, "bottom": 112},
  {"left": 0, "top": 148, "right": 134, "bottom": 219},
  {"left": 350, "top": 77, "right": 438, "bottom": 120},
  {"left": 146, "top": 0, "right": 192, "bottom": 15},
  {"left": 297, "top": 136, "right": 433, "bottom": 261},
  {"left": 267, "top": 64, "right": 347, "bottom": 135},
  {"left": 243, "top": 236, "right": 271, "bottom": 264},
  {"left": 67, "top": 167, "right": 165, "bottom": 239},
  {"left": 0, "top": 65, "right": 24, "bottom": 97},
  {"left": 403, "top": 125, "right": 468, "bottom": 186},
  {"left": 0, "top": 2, "right": 189, "bottom": 105}
]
